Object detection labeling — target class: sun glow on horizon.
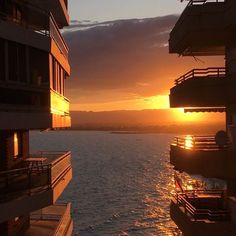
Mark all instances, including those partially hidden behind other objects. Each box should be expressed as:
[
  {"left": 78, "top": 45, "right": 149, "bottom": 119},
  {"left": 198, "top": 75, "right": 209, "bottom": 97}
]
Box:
[
  {"left": 149, "top": 96, "right": 205, "bottom": 123},
  {"left": 71, "top": 94, "right": 224, "bottom": 125},
  {"left": 145, "top": 95, "right": 170, "bottom": 109},
  {"left": 173, "top": 108, "right": 205, "bottom": 123}
]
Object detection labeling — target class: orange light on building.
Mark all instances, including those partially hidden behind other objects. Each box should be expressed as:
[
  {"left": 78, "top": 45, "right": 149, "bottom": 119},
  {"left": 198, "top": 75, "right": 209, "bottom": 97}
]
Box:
[
  {"left": 14, "top": 132, "right": 19, "bottom": 158},
  {"left": 184, "top": 135, "right": 194, "bottom": 150}
]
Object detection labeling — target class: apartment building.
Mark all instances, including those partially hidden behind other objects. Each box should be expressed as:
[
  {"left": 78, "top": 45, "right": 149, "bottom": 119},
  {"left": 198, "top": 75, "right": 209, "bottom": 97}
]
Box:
[
  {"left": 169, "top": 0, "right": 236, "bottom": 235},
  {"left": 0, "top": 0, "right": 73, "bottom": 235}
]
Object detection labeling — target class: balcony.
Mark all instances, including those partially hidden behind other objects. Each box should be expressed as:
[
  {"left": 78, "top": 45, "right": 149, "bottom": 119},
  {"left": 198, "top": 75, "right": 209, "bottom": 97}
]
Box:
[
  {"left": 24, "top": 203, "right": 73, "bottom": 236},
  {"left": 0, "top": 151, "right": 72, "bottom": 223},
  {"left": 170, "top": 190, "right": 234, "bottom": 236},
  {"left": 169, "top": 0, "right": 230, "bottom": 56},
  {"left": 170, "top": 68, "right": 226, "bottom": 108},
  {"left": 49, "top": 12, "right": 69, "bottom": 60},
  {"left": 173, "top": 190, "right": 230, "bottom": 221},
  {"left": 0, "top": 7, "right": 69, "bottom": 67},
  {"left": 50, "top": 89, "right": 71, "bottom": 128},
  {"left": 0, "top": 87, "right": 71, "bottom": 129},
  {"left": 28, "top": 0, "right": 70, "bottom": 28},
  {"left": 170, "top": 135, "right": 236, "bottom": 178}
]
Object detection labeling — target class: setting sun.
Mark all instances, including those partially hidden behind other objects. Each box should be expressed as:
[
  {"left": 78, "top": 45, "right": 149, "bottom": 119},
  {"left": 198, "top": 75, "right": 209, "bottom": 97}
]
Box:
[
  {"left": 173, "top": 108, "right": 204, "bottom": 123},
  {"left": 145, "top": 95, "right": 170, "bottom": 109},
  {"left": 144, "top": 95, "right": 206, "bottom": 123}
]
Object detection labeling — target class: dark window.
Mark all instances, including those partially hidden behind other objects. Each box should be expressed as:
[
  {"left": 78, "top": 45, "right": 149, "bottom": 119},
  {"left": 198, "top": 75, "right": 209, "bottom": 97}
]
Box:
[
  {"left": 0, "top": 38, "right": 5, "bottom": 81},
  {"left": 8, "top": 41, "right": 26, "bottom": 82},
  {"left": 18, "top": 44, "right": 26, "bottom": 82},
  {"left": 29, "top": 47, "right": 49, "bottom": 85},
  {"left": 0, "top": 0, "right": 7, "bottom": 12},
  {"left": 12, "top": 4, "right": 22, "bottom": 23},
  {"left": 8, "top": 41, "right": 17, "bottom": 81}
]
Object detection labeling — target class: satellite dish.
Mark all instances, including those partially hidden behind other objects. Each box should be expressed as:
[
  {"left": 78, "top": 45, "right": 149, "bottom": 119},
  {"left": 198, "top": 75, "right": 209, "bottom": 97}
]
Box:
[{"left": 215, "top": 130, "right": 228, "bottom": 147}]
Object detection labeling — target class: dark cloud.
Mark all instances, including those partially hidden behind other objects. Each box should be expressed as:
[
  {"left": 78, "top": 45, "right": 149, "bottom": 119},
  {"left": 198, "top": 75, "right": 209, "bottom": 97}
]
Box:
[{"left": 63, "top": 15, "right": 223, "bottom": 104}]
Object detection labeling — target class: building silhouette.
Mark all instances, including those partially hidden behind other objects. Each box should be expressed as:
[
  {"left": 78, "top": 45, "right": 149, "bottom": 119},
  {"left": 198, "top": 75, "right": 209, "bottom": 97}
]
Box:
[
  {"left": 169, "top": 0, "right": 236, "bottom": 235},
  {"left": 0, "top": 0, "right": 73, "bottom": 235}
]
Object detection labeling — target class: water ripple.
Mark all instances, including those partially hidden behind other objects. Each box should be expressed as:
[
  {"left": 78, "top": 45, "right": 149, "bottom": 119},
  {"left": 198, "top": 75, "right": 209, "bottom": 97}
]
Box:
[{"left": 30, "top": 131, "right": 181, "bottom": 236}]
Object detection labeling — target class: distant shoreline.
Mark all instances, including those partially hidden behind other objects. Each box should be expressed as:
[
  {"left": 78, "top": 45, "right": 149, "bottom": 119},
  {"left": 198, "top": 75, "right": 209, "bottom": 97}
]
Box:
[
  {"left": 110, "top": 131, "right": 149, "bottom": 134},
  {"left": 65, "top": 127, "right": 221, "bottom": 135}
]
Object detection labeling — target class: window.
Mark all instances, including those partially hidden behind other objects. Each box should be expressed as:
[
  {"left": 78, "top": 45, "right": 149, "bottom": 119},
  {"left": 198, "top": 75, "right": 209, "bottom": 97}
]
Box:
[
  {"left": 13, "top": 132, "right": 19, "bottom": 158},
  {"left": 8, "top": 42, "right": 26, "bottom": 82},
  {"left": 12, "top": 5, "right": 22, "bottom": 23},
  {"left": 29, "top": 47, "right": 48, "bottom": 85},
  {"left": 0, "top": 38, "right": 5, "bottom": 81}
]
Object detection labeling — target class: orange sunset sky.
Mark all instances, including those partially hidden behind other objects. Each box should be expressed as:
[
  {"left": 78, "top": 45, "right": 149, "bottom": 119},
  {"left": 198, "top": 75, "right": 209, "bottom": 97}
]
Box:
[{"left": 64, "top": 2, "right": 225, "bottom": 124}]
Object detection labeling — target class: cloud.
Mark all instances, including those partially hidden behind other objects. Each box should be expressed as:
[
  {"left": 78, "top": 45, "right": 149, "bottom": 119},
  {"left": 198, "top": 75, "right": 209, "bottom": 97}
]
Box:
[{"left": 63, "top": 15, "right": 223, "bottom": 107}]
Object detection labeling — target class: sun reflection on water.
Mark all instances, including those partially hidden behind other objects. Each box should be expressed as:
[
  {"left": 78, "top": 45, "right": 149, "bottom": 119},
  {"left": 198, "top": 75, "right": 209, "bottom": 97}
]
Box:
[{"left": 130, "top": 154, "right": 183, "bottom": 236}]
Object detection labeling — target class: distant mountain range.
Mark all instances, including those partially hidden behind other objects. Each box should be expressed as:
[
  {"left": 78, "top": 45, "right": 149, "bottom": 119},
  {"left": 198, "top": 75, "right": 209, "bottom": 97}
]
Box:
[{"left": 70, "top": 110, "right": 224, "bottom": 135}]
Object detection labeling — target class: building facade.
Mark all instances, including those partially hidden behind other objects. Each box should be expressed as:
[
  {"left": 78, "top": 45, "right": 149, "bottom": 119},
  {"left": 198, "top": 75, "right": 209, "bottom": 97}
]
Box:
[
  {"left": 169, "top": 0, "right": 236, "bottom": 235},
  {"left": 0, "top": 0, "right": 73, "bottom": 235}
]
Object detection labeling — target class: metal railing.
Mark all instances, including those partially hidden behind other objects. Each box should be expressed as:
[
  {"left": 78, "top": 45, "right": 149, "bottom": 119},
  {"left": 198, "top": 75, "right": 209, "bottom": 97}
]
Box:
[
  {"left": 0, "top": 151, "right": 71, "bottom": 202},
  {"left": 175, "top": 67, "right": 226, "bottom": 85},
  {"left": 188, "top": 0, "right": 225, "bottom": 6},
  {"left": 174, "top": 135, "right": 229, "bottom": 150},
  {"left": 175, "top": 190, "right": 230, "bottom": 221}
]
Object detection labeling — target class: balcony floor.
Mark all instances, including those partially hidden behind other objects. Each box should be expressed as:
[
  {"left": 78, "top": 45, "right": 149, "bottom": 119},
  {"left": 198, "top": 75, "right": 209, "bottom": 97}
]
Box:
[
  {"left": 24, "top": 220, "right": 58, "bottom": 236},
  {"left": 24, "top": 203, "right": 72, "bottom": 236}
]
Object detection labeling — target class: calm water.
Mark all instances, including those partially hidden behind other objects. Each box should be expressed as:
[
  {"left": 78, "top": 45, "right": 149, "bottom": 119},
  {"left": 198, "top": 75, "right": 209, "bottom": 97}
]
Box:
[{"left": 30, "top": 131, "right": 180, "bottom": 236}]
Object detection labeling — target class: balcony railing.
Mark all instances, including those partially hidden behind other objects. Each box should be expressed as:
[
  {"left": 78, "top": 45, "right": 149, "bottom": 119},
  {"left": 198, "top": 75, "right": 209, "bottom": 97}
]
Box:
[
  {"left": 175, "top": 67, "right": 226, "bottom": 85},
  {"left": 49, "top": 13, "right": 69, "bottom": 59},
  {"left": 173, "top": 135, "right": 229, "bottom": 150},
  {"left": 174, "top": 190, "right": 230, "bottom": 221},
  {"left": 0, "top": 4, "right": 68, "bottom": 59},
  {"left": 30, "top": 203, "right": 72, "bottom": 236},
  {"left": 170, "top": 0, "right": 226, "bottom": 43},
  {"left": 50, "top": 89, "right": 70, "bottom": 116},
  {"left": 0, "top": 151, "right": 71, "bottom": 202},
  {"left": 187, "top": 0, "right": 225, "bottom": 6}
]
